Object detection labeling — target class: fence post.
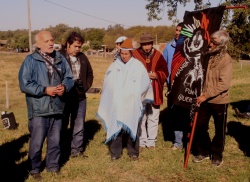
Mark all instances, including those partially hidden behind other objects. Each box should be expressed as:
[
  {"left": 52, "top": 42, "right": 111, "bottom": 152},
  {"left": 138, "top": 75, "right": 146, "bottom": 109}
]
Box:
[{"left": 5, "top": 80, "right": 9, "bottom": 109}]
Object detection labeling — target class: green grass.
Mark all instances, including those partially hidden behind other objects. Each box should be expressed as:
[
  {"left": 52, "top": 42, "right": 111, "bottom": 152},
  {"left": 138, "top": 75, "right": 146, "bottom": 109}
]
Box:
[{"left": 0, "top": 52, "right": 250, "bottom": 182}]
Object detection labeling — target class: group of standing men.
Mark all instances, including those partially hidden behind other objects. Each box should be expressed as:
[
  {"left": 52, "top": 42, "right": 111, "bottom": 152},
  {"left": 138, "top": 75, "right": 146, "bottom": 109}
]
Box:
[
  {"left": 18, "top": 24, "right": 233, "bottom": 180},
  {"left": 98, "top": 24, "right": 233, "bottom": 169}
]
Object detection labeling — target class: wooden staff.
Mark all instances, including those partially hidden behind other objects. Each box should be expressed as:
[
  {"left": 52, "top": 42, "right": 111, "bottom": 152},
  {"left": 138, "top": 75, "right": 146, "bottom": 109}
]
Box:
[
  {"left": 184, "top": 110, "right": 198, "bottom": 169},
  {"left": 225, "top": 5, "right": 247, "bottom": 9}
]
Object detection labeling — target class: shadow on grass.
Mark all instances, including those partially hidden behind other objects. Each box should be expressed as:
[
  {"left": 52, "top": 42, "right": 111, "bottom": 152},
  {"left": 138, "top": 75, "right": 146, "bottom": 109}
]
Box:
[
  {"left": 159, "top": 107, "right": 174, "bottom": 142},
  {"left": 0, "top": 134, "right": 30, "bottom": 182},
  {"left": 227, "top": 121, "right": 250, "bottom": 157},
  {"left": 60, "top": 119, "right": 101, "bottom": 166},
  {"left": 230, "top": 100, "right": 250, "bottom": 117}
]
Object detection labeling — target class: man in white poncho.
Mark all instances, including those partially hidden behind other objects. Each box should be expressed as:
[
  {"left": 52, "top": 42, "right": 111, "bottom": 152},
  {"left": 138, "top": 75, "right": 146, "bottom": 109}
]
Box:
[{"left": 97, "top": 39, "right": 153, "bottom": 161}]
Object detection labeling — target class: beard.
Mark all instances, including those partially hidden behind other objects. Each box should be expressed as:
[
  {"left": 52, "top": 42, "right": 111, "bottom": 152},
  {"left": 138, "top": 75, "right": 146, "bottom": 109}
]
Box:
[{"left": 206, "top": 45, "right": 223, "bottom": 56}]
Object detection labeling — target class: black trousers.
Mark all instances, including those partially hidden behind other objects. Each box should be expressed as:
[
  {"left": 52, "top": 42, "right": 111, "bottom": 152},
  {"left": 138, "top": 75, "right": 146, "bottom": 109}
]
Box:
[
  {"left": 192, "top": 102, "right": 228, "bottom": 160},
  {"left": 109, "top": 129, "right": 140, "bottom": 158}
]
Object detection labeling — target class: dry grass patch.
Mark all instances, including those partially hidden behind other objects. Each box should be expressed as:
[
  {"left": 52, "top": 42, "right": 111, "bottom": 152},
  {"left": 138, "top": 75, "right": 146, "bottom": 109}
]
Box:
[{"left": 0, "top": 52, "right": 250, "bottom": 182}]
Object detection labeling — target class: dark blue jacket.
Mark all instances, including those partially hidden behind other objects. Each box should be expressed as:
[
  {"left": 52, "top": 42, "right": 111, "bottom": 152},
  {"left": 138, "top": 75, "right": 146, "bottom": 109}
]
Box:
[{"left": 18, "top": 50, "right": 74, "bottom": 119}]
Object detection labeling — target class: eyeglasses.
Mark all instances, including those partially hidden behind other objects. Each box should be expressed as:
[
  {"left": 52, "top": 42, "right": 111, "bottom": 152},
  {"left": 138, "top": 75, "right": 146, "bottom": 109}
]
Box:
[{"left": 210, "top": 39, "right": 220, "bottom": 45}]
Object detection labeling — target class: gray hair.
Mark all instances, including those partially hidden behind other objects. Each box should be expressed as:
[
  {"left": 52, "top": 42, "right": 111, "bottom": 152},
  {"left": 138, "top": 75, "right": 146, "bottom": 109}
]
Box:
[{"left": 210, "top": 30, "right": 230, "bottom": 51}]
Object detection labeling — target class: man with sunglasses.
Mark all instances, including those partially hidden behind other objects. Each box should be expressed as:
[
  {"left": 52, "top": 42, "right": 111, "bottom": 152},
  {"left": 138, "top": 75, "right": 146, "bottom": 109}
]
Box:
[{"left": 192, "top": 30, "right": 233, "bottom": 167}]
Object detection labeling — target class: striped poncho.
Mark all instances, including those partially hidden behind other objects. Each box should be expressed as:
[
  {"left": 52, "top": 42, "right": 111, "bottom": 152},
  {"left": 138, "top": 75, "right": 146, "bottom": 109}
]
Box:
[{"left": 97, "top": 57, "right": 153, "bottom": 143}]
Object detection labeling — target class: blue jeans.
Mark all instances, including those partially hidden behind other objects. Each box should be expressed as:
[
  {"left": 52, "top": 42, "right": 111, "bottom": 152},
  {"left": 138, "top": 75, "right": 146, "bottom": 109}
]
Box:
[
  {"left": 65, "top": 99, "right": 86, "bottom": 155},
  {"left": 174, "top": 131, "right": 183, "bottom": 148},
  {"left": 28, "top": 116, "right": 62, "bottom": 174}
]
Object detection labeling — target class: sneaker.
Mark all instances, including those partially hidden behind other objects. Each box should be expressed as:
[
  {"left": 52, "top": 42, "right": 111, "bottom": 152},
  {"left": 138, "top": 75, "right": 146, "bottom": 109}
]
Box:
[
  {"left": 31, "top": 173, "right": 42, "bottom": 181},
  {"left": 241, "top": 112, "right": 250, "bottom": 119},
  {"left": 235, "top": 108, "right": 250, "bottom": 119},
  {"left": 129, "top": 155, "right": 139, "bottom": 161},
  {"left": 111, "top": 156, "right": 120, "bottom": 161},
  {"left": 170, "top": 145, "right": 183, "bottom": 151},
  {"left": 212, "top": 159, "right": 223, "bottom": 167},
  {"left": 192, "top": 155, "right": 210, "bottom": 163}
]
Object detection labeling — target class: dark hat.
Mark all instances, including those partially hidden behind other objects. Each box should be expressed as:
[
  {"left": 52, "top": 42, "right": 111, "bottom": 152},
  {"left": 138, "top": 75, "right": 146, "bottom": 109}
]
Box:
[{"left": 138, "top": 33, "right": 155, "bottom": 43}]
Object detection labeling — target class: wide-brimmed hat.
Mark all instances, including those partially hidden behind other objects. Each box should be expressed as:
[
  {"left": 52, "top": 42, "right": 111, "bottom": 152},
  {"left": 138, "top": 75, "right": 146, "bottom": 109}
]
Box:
[
  {"left": 120, "top": 39, "right": 134, "bottom": 50},
  {"left": 138, "top": 33, "right": 155, "bottom": 43}
]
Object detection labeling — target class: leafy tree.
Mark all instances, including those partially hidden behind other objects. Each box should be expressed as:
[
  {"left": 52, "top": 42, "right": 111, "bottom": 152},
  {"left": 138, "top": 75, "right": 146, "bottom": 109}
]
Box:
[
  {"left": 106, "top": 24, "right": 125, "bottom": 36},
  {"left": 84, "top": 28, "right": 105, "bottom": 43},
  {"left": 82, "top": 44, "right": 90, "bottom": 52},
  {"left": 145, "top": 0, "right": 250, "bottom": 59},
  {"left": 90, "top": 40, "right": 103, "bottom": 50},
  {"left": 103, "top": 34, "right": 115, "bottom": 49},
  {"left": 104, "top": 24, "right": 126, "bottom": 49},
  {"left": 222, "top": 0, "right": 250, "bottom": 59},
  {"left": 82, "top": 28, "right": 105, "bottom": 50},
  {"left": 46, "top": 24, "right": 71, "bottom": 44},
  {"left": 145, "top": 0, "right": 212, "bottom": 23}
]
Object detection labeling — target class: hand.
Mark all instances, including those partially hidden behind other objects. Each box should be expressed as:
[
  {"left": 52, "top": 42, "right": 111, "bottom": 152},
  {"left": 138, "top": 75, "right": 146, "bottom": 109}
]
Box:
[
  {"left": 196, "top": 95, "right": 206, "bottom": 106},
  {"left": 45, "top": 86, "right": 57, "bottom": 96},
  {"left": 148, "top": 71, "right": 158, "bottom": 80},
  {"left": 56, "top": 84, "right": 65, "bottom": 96}
]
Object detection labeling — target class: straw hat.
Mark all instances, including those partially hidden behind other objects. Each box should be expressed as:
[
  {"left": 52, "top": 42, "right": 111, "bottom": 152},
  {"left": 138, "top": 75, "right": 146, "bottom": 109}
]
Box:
[
  {"left": 120, "top": 39, "right": 133, "bottom": 50},
  {"left": 138, "top": 33, "right": 155, "bottom": 43}
]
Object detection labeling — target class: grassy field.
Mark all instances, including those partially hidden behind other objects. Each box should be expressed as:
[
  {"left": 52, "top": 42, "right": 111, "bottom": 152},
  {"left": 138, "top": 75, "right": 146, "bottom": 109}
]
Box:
[{"left": 0, "top": 52, "right": 249, "bottom": 182}]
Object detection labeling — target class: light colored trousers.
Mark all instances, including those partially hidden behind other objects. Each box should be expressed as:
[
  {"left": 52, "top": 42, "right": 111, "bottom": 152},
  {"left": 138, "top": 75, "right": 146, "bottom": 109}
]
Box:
[{"left": 139, "top": 103, "right": 160, "bottom": 147}]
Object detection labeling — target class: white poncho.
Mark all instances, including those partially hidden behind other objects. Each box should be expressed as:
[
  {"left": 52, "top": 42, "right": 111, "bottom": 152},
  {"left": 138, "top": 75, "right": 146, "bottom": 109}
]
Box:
[{"left": 97, "top": 57, "right": 153, "bottom": 143}]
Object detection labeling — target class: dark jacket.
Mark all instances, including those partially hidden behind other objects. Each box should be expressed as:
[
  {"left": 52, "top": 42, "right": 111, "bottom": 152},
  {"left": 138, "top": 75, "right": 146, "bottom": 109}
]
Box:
[
  {"left": 60, "top": 50, "right": 94, "bottom": 101},
  {"left": 18, "top": 50, "right": 74, "bottom": 119}
]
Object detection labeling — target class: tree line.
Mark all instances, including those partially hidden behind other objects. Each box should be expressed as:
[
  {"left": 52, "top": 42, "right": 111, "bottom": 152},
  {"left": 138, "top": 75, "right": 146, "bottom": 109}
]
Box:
[
  {"left": 1, "top": 0, "right": 250, "bottom": 59},
  {"left": 0, "top": 24, "right": 176, "bottom": 52}
]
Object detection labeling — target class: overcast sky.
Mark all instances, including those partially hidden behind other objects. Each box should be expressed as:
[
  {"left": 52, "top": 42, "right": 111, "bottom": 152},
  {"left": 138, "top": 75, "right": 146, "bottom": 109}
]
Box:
[{"left": 0, "top": 0, "right": 220, "bottom": 31}]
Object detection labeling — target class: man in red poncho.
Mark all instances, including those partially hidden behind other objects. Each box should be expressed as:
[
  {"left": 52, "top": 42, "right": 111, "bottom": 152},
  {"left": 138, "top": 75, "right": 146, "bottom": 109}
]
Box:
[{"left": 133, "top": 33, "right": 168, "bottom": 149}]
